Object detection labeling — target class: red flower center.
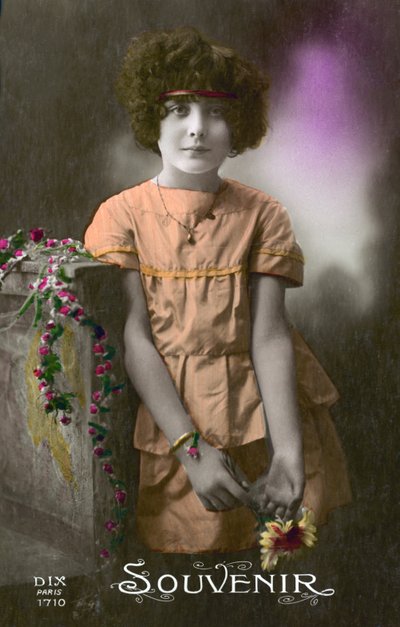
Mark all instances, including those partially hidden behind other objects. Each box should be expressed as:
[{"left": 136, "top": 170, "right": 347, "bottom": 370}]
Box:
[{"left": 271, "top": 524, "right": 304, "bottom": 552}]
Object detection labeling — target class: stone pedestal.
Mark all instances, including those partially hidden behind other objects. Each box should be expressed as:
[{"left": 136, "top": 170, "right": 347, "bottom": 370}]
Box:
[{"left": 0, "top": 261, "right": 138, "bottom": 582}]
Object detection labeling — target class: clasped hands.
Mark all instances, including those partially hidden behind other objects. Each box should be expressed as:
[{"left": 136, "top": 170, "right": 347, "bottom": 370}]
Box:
[
  {"left": 180, "top": 441, "right": 304, "bottom": 520},
  {"left": 248, "top": 452, "right": 305, "bottom": 521}
]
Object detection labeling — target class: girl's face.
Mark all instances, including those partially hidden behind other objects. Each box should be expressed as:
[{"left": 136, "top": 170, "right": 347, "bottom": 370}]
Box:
[{"left": 157, "top": 99, "right": 232, "bottom": 177}]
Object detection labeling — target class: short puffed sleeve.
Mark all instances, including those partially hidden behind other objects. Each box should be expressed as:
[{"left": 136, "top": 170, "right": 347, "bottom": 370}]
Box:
[
  {"left": 84, "top": 194, "right": 139, "bottom": 270},
  {"left": 249, "top": 199, "right": 304, "bottom": 286}
]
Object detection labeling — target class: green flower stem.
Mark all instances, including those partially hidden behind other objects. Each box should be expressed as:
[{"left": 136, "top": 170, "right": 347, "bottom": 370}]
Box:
[
  {"left": 17, "top": 293, "right": 36, "bottom": 317},
  {"left": 33, "top": 295, "right": 43, "bottom": 327}
]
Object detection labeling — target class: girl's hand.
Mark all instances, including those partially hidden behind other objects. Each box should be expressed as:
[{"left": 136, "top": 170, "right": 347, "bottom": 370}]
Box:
[
  {"left": 177, "top": 442, "right": 251, "bottom": 511},
  {"left": 248, "top": 451, "right": 305, "bottom": 521}
]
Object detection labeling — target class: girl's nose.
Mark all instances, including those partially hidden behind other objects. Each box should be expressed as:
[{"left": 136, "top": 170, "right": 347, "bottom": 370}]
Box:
[
  {"left": 188, "top": 108, "right": 207, "bottom": 137},
  {"left": 190, "top": 129, "right": 205, "bottom": 137}
]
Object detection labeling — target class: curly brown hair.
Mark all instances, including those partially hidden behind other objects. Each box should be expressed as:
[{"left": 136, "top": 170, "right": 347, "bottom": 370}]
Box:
[{"left": 115, "top": 27, "right": 270, "bottom": 155}]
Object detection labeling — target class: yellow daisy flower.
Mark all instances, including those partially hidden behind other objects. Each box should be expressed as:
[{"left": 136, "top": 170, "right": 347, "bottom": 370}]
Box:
[{"left": 259, "top": 508, "right": 317, "bottom": 571}]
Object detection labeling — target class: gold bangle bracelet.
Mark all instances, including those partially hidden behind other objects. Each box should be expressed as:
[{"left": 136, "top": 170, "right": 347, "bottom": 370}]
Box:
[{"left": 169, "top": 431, "right": 195, "bottom": 454}]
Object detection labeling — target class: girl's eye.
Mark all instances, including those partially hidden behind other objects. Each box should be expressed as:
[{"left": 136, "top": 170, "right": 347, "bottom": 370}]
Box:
[
  {"left": 168, "top": 104, "right": 189, "bottom": 116},
  {"left": 209, "top": 106, "right": 225, "bottom": 117}
]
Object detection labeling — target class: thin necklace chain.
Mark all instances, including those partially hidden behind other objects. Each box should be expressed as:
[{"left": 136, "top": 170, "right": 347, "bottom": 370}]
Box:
[{"left": 156, "top": 176, "right": 217, "bottom": 244}]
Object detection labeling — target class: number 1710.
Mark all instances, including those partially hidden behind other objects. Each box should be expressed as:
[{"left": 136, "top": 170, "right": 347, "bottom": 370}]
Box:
[{"left": 37, "top": 599, "right": 66, "bottom": 607}]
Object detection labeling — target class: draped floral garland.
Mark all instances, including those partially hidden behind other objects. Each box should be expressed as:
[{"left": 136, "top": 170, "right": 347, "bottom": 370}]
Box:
[{"left": 1, "top": 228, "right": 127, "bottom": 559}]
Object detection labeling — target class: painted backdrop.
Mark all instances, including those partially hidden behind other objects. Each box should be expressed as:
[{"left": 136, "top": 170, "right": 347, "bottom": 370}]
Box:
[{"left": 1, "top": 1, "right": 399, "bottom": 625}]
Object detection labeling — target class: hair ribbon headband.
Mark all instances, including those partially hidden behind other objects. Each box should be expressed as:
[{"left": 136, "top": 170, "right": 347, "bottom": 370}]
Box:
[{"left": 159, "top": 89, "right": 238, "bottom": 101}]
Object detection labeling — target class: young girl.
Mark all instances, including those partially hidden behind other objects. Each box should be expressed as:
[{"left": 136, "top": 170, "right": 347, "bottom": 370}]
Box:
[{"left": 84, "top": 27, "right": 351, "bottom": 553}]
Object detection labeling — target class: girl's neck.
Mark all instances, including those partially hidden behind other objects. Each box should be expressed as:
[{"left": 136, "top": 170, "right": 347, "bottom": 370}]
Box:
[{"left": 156, "top": 166, "right": 223, "bottom": 192}]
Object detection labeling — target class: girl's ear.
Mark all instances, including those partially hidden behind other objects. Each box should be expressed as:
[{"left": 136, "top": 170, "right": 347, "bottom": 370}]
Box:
[{"left": 228, "top": 149, "right": 238, "bottom": 158}]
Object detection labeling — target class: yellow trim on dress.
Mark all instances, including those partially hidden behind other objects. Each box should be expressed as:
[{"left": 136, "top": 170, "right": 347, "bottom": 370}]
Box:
[
  {"left": 252, "top": 247, "right": 305, "bottom": 264},
  {"left": 140, "top": 264, "right": 245, "bottom": 279},
  {"left": 91, "top": 245, "right": 139, "bottom": 257}
]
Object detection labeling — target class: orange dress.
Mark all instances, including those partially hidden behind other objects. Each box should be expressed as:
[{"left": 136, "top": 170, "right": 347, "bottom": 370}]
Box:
[{"left": 84, "top": 178, "right": 351, "bottom": 552}]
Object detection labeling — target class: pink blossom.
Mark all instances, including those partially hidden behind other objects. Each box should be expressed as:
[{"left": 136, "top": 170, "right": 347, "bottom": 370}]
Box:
[
  {"left": 58, "top": 305, "right": 71, "bottom": 316},
  {"left": 45, "top": 239, "right": 57, "bottom": 248},
  {"left": 48, "top": 267, "right": 53, "bottom": 274},
  {"left": 99, "top": 549, "right": 110, "bottom": 559},
  {"left": 61, "top": 238, "right": 72, "bottom": 245},
  {"left": 39, "top": 346, "right": 49, "bottom": 355},
  {"left": 102, "top": 463, "right": 114, "bottom": 474},
  {"left": 33, "top": 368, "right": 44, "bottom": 378},
  {"left": 112, "top": 388, "right": 122, "bottom": 395},
  {"left": 104, "top": 360, "right": 112, "bottom": 371},
  {"left": 104, "top": 520, "right": 118, "bottom": 532},
  {"left": 14, "top": 249, "right": 24, "bottom": 257},
  {"left": 55, "top": 281, "right": 63, "bottom": 287},
  {"left": 60, "top": 415, "right": 71, "bottom": 425},
  {"left": 45, "top": 391, "right": 55, "bottom": 401},
  {"left": 68, "top": 246, "right": 77, "bottom": 253},
  {"left": 93, "top": 446, "right": 104, "bottom": 457},
  {"left": 114, "top": 490, "right": 127, "bottom": 504},
  {"left": 90, "top": 404, "right": 98, "bottom": 414},
  {"left": 73, "top": 307, "right": 85, "bottom": 322},
  {"left": 93, "top": 343, "right": 105, "bottom": 355},
  {"left": 1, "top": 263, "right": 8, "bottom": 271},
  {"left": 57, "top": 290, "right": 76, "bottom": 302},
  {"left": 187, "top": 446, "right": 199, "bottom": 459},
  {"left": 0, "top": 239, "right": 9, "bottom": 250},
  {"left": 92, "top": 391, "right": 102, "bottom": 402},
  {"left": 40, "top": 332, "right": 51, "bottom": 343},
  {"left": 44, "top": 403, "right": 52, "bottom": 411},
  {"left": 38, "top": 382, "right": 48, "bottom": 391},
  {"left": 88, "top": 427, "right": 97, "bottom": 435},
  {"left": 46, "top": 320, "right": 56, "bottom": 330},
  {"left": 38, "top": 278, "right": 48, "bottom": 291},
  {"left": 29, "top": 228, "right": 44, "bottom": 243},
  {"left": 95, "top": 365, "right": 105, "bottom": 376}
]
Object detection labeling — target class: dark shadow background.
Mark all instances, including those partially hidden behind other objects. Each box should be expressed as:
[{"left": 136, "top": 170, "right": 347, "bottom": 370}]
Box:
[{"left": 1, "top": 0, "right": 399, "bottom": 625}]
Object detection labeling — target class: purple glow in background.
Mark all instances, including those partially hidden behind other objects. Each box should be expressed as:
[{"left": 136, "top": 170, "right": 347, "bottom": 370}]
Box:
[
  {"left": 280, "top": 42, "right": 361, "bottom": 153},
  {"left": 223, "top": 39, "right": 381, "bottom": 311}
]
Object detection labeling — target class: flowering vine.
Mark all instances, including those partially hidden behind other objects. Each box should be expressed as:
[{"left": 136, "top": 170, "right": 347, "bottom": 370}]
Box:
[{"left": 0, "top": 228, "right": 128, "bottom": 559}]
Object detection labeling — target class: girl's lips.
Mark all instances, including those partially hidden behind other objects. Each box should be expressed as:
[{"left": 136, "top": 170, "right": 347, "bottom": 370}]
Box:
[{"left": 182, "top": 146, "right": 210, "bottom": 152}]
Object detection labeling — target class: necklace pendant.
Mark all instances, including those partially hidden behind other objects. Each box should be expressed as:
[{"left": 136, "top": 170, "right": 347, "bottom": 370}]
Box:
[
  {"left": 206, "top": 212, "right": 216, "bottom": 220},
  {"left": 187, "top": 231, "right": 195, "bottom": 243}
]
